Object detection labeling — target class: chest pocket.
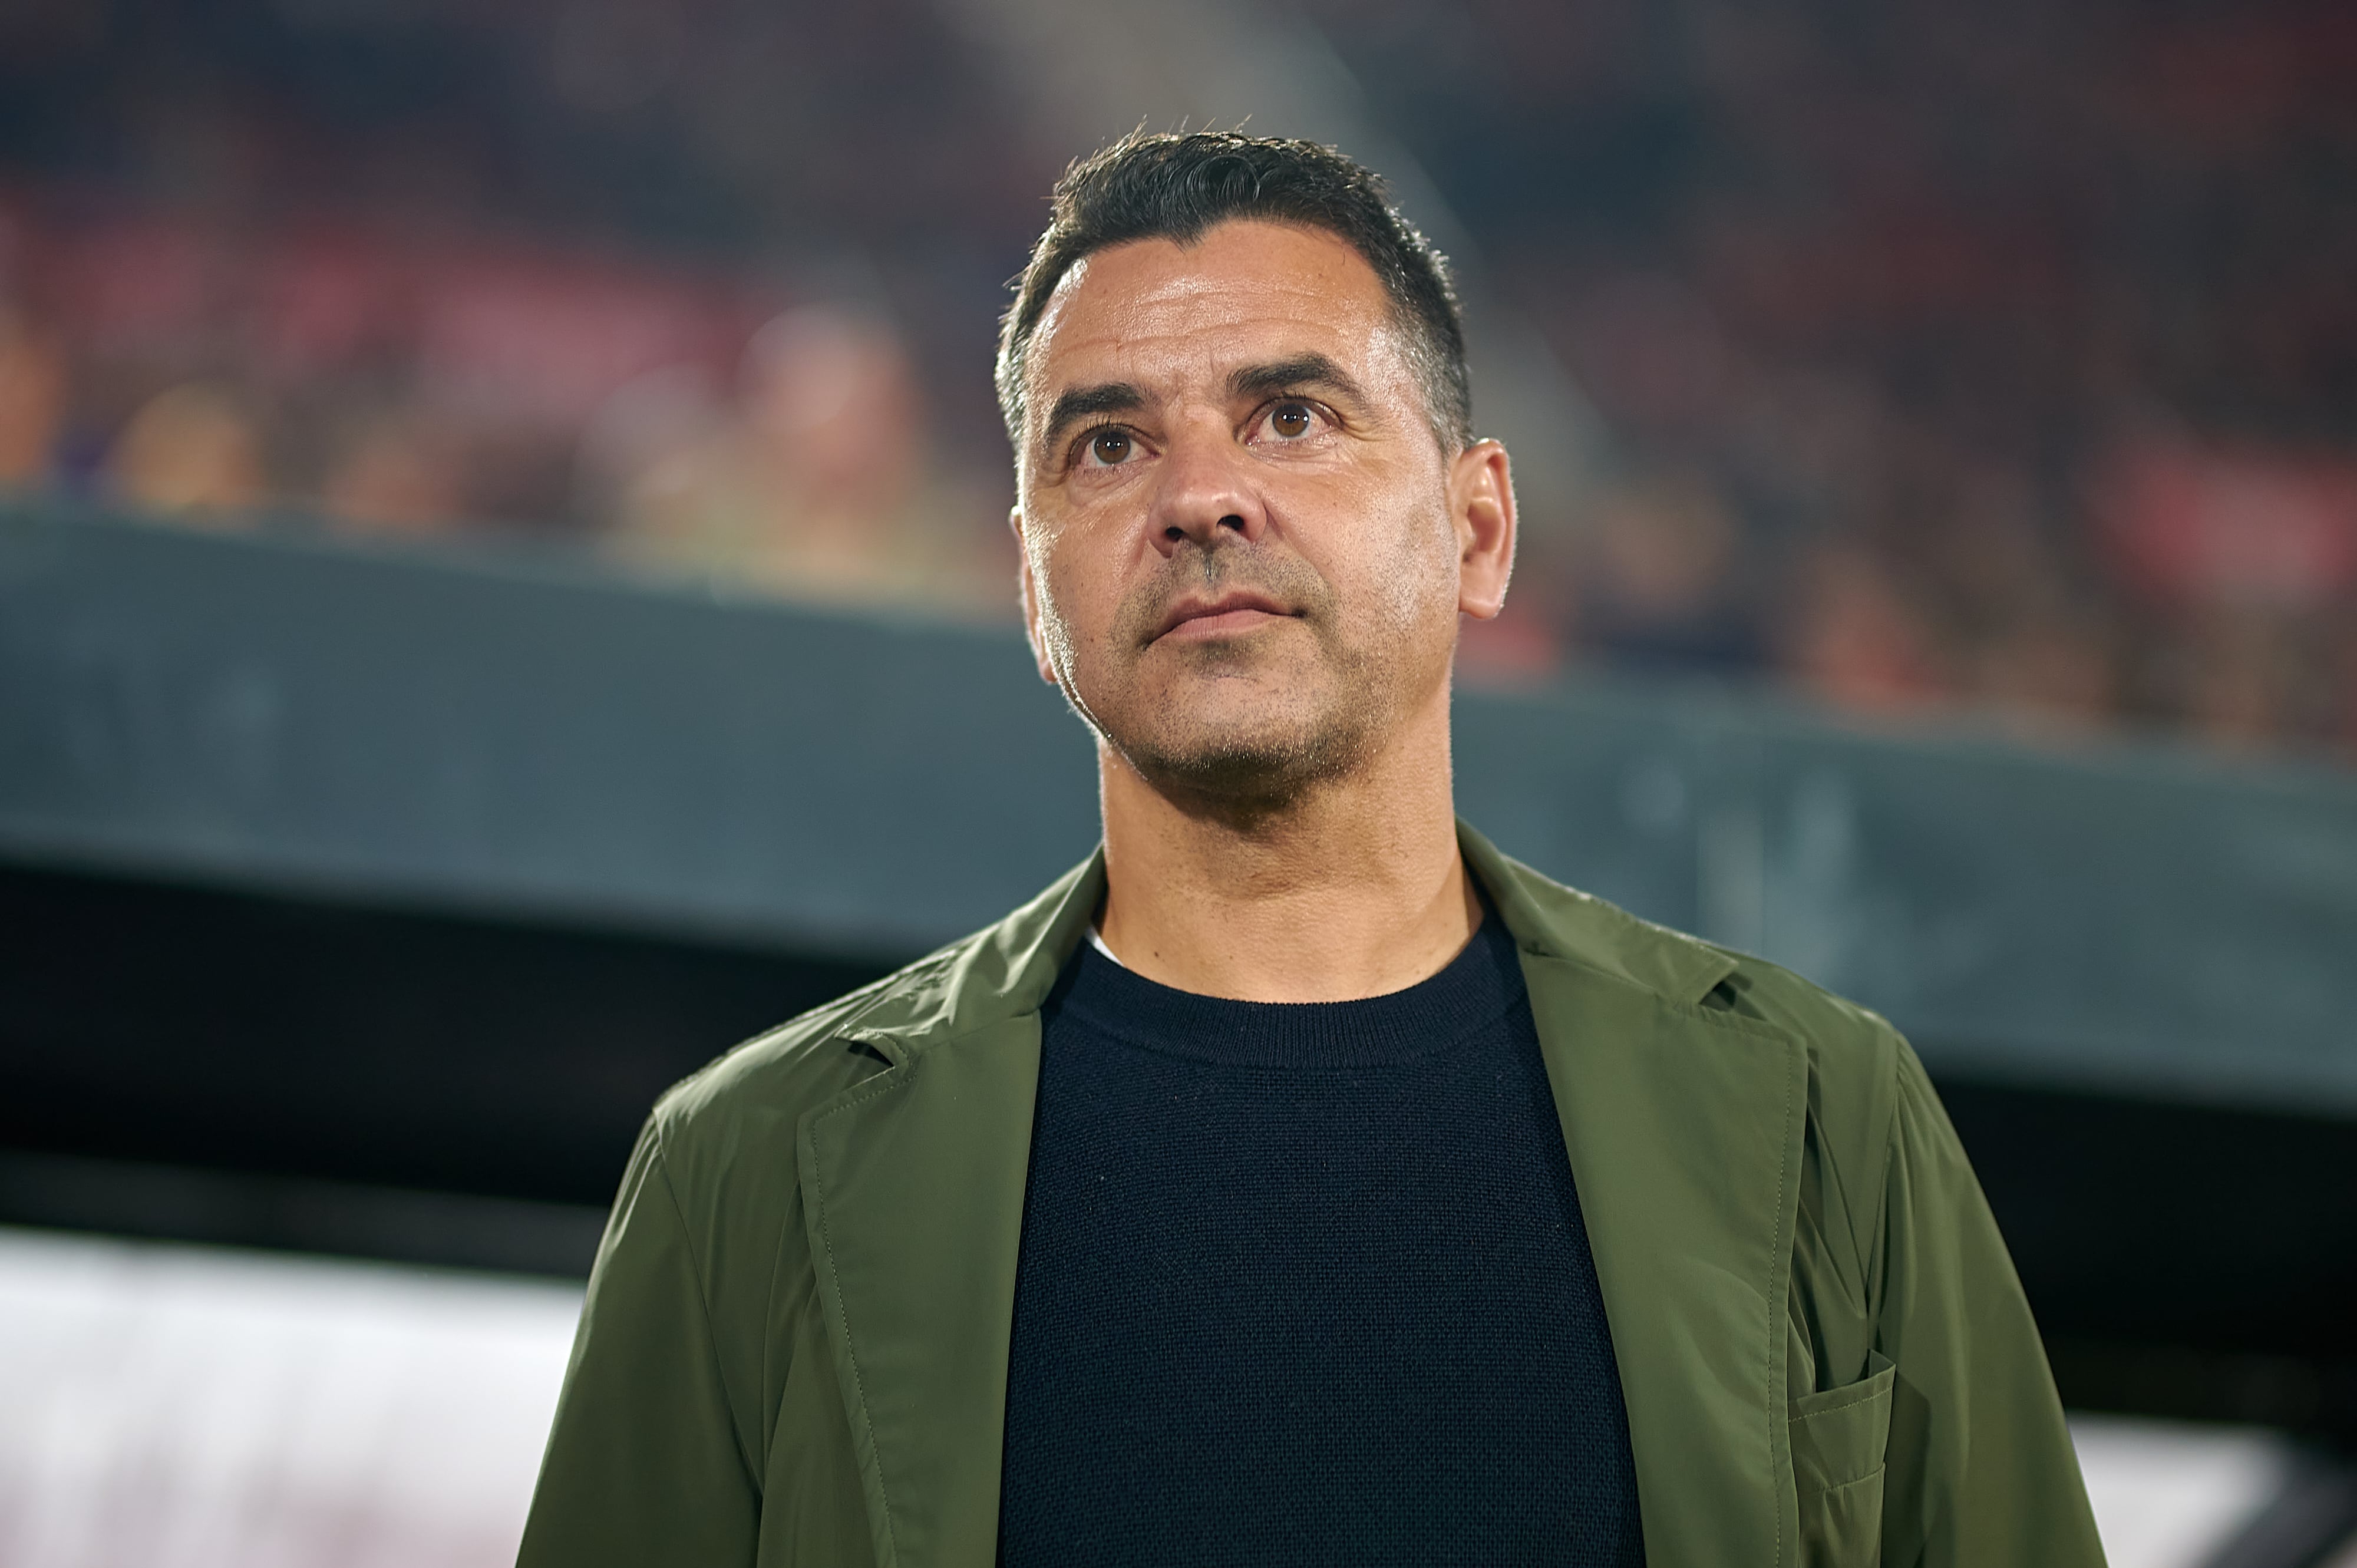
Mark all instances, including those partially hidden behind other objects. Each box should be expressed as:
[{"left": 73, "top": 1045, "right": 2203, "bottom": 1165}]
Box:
[{"left": 1789, "top": 1351, "right": 1896, "bottom": 1567}]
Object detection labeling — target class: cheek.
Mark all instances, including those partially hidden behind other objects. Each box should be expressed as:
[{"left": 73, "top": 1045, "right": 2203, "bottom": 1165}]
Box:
[
  {"left": 1346, "top": 489, "right": 1459, "bottom": 632},
  {"left": 1029, "top": 525, "right": 1115, "bottom": 659}
]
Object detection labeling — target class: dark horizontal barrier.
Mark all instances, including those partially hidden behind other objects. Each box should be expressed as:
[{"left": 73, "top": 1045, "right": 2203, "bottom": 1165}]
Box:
[{"left": 4, "top": 505, "right": 2352, "bottom": 1113}]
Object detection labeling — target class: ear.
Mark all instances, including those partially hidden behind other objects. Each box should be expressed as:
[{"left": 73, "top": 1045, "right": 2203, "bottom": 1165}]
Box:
[
  {"left": 1448, "top": 439, "right": 1517, "bottom": 619},
  {"left": 1011, "top": 506, "right": 1058, "bottom": 685}
]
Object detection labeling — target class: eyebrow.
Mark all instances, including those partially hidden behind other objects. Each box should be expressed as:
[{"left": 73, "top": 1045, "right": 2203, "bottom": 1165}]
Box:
[
  {"left": 1228, "top": 352, "right": 1368, "bottom": 407},
  {"left": 1037, "top": 381, "right": 1146, "bottom": 463}
]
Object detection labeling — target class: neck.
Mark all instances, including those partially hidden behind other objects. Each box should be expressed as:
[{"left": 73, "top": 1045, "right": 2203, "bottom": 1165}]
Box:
[{"left": 1094, "top": 694, "right": 1478, "bottom": 1002}]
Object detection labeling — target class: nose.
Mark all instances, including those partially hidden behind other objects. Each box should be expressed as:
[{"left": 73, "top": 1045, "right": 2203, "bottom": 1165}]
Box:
[{"left": 1146, "top": 421, "right": 1267, "bottom": 560}]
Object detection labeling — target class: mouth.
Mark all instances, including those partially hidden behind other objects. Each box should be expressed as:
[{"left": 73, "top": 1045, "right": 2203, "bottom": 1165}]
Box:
[{"left": 1150, "top": 590, "right": 1298, "bottom": 645}]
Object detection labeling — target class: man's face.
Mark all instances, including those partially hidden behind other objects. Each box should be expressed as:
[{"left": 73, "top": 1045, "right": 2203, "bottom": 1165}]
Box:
[{"left": 1013, "top": 219, "right": 1506, "bottom": 804}]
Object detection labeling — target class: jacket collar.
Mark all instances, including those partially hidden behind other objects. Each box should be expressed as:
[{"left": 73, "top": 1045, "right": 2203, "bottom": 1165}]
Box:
[
  {"left": 1457, "top": 820, "right": 1738, "bottom": 1001},
  {"left": 801, "top": 822, "right": 1804, "bottom": 1567},
  {"left": 830, "top": 850, "right": 1104, "bottom": 1067}
]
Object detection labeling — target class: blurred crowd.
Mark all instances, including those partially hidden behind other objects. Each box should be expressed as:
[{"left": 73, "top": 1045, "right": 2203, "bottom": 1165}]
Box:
[
  {"left": 1325, "top": 0, "right": 2357, "bottom": 754},
  {"left": 2, "top": 0, "right": 2353, "bottom": 757},
  {"left": 0, "top": 0, "right": 1039, "bottom": 618}
]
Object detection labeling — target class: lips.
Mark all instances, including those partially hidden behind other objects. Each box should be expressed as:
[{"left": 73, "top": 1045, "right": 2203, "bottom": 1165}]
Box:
[{"left": 1151, "top": 589, "right": 1296, "bottom": 643}]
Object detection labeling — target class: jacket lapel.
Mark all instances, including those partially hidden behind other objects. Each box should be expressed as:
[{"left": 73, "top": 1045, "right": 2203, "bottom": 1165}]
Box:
[
  {"left": 1468, "top": 827, "right": 1808, "bottom": 1565},
  {"left": 797, "top": 857, "right": 1102, "bottom": 1568},
  {"left": 799, "top": 1015, "right": 1043, "bottom": 1568},
  {"left": 1521, "top": 953, "right": 1807, "bottom": 1564}
]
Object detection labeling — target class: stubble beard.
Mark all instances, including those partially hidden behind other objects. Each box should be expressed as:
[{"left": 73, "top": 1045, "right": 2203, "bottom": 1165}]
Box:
[
  {"left": 1111, "top": 629, "right": 1385, "bottom": 812},
  {"left": 1048, "top": 540, "right": 1439, "bottom": 817}
]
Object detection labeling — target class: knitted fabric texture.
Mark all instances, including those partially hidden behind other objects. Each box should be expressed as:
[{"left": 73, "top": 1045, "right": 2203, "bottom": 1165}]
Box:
[{"left": 998, "top": 910, "right": 1645, "bottom": 1566}]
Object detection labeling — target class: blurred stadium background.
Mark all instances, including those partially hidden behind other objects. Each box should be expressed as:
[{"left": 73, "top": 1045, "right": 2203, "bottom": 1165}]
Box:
[{"left": 0, "top": 0, "right": 2353, "bottom": 1564}]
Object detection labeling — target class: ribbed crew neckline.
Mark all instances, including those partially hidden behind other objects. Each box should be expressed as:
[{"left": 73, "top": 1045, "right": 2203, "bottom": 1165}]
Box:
[{"left": 1047, "top": 903, "right": 1528, "bottom": 1071}]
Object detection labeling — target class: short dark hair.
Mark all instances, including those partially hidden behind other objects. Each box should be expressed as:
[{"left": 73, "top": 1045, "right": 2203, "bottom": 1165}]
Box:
[{"left": 996, "top": 130, "right": 1471, "bottom": 457}]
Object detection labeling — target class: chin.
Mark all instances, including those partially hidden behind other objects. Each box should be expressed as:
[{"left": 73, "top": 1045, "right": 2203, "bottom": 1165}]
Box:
[
  {"left": 1112, "top": 707, "right": 1370, "bottom": 806},
  {"left": 1075, "top": 639, "right": 1394, "bottom": 803}
]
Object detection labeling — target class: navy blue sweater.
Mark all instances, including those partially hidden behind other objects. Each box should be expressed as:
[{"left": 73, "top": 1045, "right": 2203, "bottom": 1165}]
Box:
[{"left": 998, "top": 911, "right": 1644, "bottom": 1566}]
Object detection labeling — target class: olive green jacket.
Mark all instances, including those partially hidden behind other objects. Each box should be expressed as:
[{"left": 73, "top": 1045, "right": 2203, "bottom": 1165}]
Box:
[{"left": 519, "top": 825, "right": 2105, "bottom": 1567}]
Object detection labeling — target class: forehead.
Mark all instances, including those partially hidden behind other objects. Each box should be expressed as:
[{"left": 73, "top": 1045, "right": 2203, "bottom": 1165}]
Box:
[{"left": 1025, "top": 220, "right": 1402, "bottom": 408}]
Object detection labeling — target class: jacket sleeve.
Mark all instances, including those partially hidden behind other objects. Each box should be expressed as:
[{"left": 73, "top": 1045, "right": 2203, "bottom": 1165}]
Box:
[
  {"left": 517, "top": 1117, "right": 760, "bottom": 1568},
  {"left": 1875, "top": 1040, "right": 2109, "bottom": 1568}
]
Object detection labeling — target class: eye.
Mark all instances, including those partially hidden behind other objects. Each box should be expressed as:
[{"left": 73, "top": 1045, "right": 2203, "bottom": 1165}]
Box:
[
  {"left": 1084, "top": 427, "right": 1134, "bottom": 467},
  {"left": 1255, "top": 399, "right": 1326, "bottom": 444}
]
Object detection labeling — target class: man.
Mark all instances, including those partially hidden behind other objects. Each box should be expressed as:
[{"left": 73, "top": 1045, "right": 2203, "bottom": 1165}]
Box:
[{"left": 519, "top": 133, "right": 2106, "bottom": 1567}]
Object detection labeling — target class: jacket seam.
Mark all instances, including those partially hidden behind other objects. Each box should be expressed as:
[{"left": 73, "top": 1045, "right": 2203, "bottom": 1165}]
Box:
[
  {"left": 750, "top": 965, "right": 942, "bottom": 1059},
  {"left": 1770, "top": 1005, "right": 1798, "bottom": 1568},
  {"left": 1869, "top": 1038, "right": 1904, "bottom": 1329},
  {"left": 834, "top": 949, "right": 966, "bottom": 1041},
  {"left": 650, "top": 1123, "right": 761, "bottom": 1491},
  {"left": 1791, "top": 1381, "right": 1890, "bottom": 1422},
  {"left": 806, "top": 1064, "right": 923, "bottom": 1568},
  {"left": 754, "top": 1176, "right": 804, "bottom": 1481},
  {"left": 1800, "top": 1464, "right": 1887, "bottom": 1504},
  {"left": 1877, "top": 1039, "right": 1903, "bottom": 1213}
]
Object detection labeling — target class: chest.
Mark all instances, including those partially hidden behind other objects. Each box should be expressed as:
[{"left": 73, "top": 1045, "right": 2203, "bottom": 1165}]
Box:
[{"left": 996, "top": 1002, "right": 1645, "bottom": 1566}]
